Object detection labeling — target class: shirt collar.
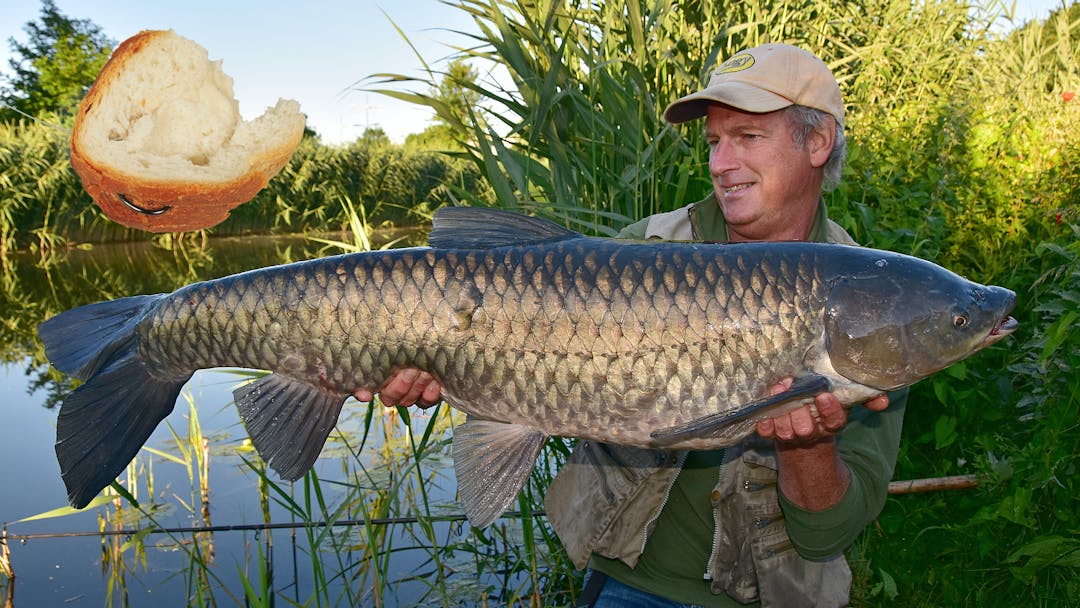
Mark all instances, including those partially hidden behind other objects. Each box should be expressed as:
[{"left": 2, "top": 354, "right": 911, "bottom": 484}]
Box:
[{"left": 690, "top": 192, "right": 832, "bottom": 244}]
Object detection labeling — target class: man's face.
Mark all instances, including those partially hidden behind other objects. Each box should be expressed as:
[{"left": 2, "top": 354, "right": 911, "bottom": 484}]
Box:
[{"left": 705, "top": 104, "right": 830, "bottom": 242}]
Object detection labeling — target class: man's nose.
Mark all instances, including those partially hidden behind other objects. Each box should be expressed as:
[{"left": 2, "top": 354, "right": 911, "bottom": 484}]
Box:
[{"left": 709, "top": 139, "right": 738, "bottom": 175}]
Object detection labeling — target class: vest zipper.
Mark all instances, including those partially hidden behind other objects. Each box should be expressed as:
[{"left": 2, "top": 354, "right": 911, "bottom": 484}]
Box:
[
  {"left": 638, "top": 451, "right": 687, "bottom": 556},
  {"left": 704, "top": 450, "right": 726, "bottom": 581}
]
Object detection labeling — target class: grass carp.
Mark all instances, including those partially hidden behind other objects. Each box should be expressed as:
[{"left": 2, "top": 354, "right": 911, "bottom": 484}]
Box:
[{"left": 38, "top": 207, "right": 1017, "bottom": 527}]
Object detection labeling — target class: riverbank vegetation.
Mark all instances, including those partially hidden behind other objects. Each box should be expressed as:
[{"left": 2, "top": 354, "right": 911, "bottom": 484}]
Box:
[
  {"left": 376, "top": 0, "right": 1079, "bottom": 605},
  {"left": 2, "top": 0, "right": 1078, "bottom": 605},
  {"left": 0, "top": 116, "right": 484, "bottom": 254}
]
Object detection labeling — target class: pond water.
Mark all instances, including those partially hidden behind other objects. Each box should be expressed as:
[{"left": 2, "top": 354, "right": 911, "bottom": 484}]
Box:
[{"left": 0, "top": 233, "right": 561, "bottom": 607}]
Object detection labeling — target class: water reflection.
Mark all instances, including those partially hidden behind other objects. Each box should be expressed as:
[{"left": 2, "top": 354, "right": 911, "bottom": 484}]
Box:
[
  {"left": 2, "top": 229, "right": 575, "bottom": 606},
  {"left": 1, "top": 229, "right": 424, "bottom": 409}
]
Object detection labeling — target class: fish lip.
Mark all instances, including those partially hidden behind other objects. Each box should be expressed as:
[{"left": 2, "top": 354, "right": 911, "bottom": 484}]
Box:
[{"left": 982, "top": 315, "right": 1018, "bottom": 346}]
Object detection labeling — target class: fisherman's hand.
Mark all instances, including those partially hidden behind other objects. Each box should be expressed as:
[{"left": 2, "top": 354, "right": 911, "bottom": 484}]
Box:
[
  {"left": 352, "top": 368, "right": 442, "bottom": 408},
  {"left": 756, "top": 378, "right": 889, "bottom": 444}
]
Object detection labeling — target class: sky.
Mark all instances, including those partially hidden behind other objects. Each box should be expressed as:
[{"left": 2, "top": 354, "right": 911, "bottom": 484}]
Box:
[
  {"left": 1, "top": 0, "right": 480, "bottom": 144},
  {"left": 1, "top": 0, "right": 1071, "bottom": 145}
]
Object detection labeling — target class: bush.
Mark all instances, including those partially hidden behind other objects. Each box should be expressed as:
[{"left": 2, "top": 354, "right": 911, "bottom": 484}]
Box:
[{"left": 0, "top": 123, "right": 482, "bottom": 248}]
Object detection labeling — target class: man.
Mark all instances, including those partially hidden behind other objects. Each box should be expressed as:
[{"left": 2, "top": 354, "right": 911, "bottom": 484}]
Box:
[{"left": 357, "top": 43, "right": 905, "bottom": 607}]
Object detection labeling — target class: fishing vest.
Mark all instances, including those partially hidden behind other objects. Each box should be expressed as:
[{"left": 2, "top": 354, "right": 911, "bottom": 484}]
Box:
[{"left": 544, "top": 195, "right": 856, "bottom": 607}]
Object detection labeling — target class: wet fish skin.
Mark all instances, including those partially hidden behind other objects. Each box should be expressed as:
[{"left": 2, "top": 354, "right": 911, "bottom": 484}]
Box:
[
  {"left": 136, "top": 242, "right": 810, "bottom": 451},
  {"left": 38, "top": 207, "right": 1017, "bottom": 526}
]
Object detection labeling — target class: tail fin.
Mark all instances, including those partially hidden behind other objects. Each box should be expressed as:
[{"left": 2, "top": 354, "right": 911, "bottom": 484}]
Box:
[
  {"left": 39, "top": 295, "right": 160, "bottom": 380},
  {"left": 39, "top": 297, "right": 192, "bottom": 508}
]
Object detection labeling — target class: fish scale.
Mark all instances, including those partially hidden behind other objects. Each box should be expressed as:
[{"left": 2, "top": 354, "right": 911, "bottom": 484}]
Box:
[{"left": 38, "top": 207, "right": 1016, "bottom": 526}]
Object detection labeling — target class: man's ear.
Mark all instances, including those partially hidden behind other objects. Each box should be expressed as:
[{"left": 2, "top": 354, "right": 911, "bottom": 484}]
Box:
[{"left": 807, "top": 117, "right": 836, "bottom": 169}]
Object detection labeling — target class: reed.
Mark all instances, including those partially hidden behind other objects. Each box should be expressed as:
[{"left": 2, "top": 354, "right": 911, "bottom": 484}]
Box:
[
  {"left": 369, "top": 0, "right": 1079, "bottom": 605},
  {"left": 6, "top": 0, "right": 1078, "bottom": 605},
  {"left": 0, "top": 122, "right": 481, "bottom": 253},
  {"left": 1, "top": 524, "right": 12, "bottom": 608}
]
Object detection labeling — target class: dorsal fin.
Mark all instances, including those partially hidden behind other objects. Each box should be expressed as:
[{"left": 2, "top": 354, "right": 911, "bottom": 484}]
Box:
[{"left": 428, "top": 207, "right": 581, "bottom": 249}]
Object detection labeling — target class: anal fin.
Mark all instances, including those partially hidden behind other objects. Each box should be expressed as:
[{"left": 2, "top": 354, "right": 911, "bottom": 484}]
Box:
[
  {"left": 233, "top": 374, "right": 348, "bottom": 481},
  {"left": 651, "top": 374, "right": 832, "bottom": 445},
  {"left": 452, "top": 417, "right": 547, "bottom": 528}
]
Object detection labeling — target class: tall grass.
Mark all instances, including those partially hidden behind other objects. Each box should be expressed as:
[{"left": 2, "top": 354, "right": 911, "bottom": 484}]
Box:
[
  {"left": 369, "top": 0, "right": 1080, "bottom": 605},
  {"left": 225, "top": 135, "right": 485, "bottom": 237},
  {"left": 0, "top": 116, "right": 105, "bottom": 255},
  {"left": 0, "top": 122, "right": 482, "bottom": 252},
  {"left": 1, "top": 524, "right": 12, "bottom": 606},
  {"left": 8, "top": 380, "right": 567, "bottom": 605}
]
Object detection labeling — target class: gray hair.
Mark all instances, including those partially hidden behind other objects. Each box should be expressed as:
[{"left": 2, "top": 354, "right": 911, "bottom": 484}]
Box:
[{"left": 783, "top": 105, "right": 846, "bottom": 192}]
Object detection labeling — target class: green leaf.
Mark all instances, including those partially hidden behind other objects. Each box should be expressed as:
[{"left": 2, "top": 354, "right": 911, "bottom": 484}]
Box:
[
  {"left": 934, "top": 415, "right": 958, "bottom": 449},
  {"left": 109, "top": 481, "right": 139, "bottom": 507},
  {"left": 1041, "top": 310, "right": 1078, "bottom": 362},
  {"left": 141, "top": 446, "right": 187, "bottom": 466},
  {"left": 16, "top": 493, "right": 116, "bottom": 522},
  {"left": 944, "top": 360, "right": 968, "bottom": 379},
  {"left": 1006, "top": 535, "right": 1080, "bottom": 581},
  {"left": 879, "top": 568, "right": 899, "bottom": 600},
  {"left": 119, "top": 526, "right": 153, "bottom": 553}
]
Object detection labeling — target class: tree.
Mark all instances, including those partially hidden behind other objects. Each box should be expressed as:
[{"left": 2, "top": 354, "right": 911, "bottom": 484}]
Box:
[
  {"left": 434, "top": 58, "right": 481, "bottom": 124},
  {"left": 1, "top": 0, "right": 113, "bottom": 120},
  {"left": 356, "top": 125, "right": 392, "bottom": 149},
  {"left": 404, "top": 57, "right": 480, "bottom": 151}
]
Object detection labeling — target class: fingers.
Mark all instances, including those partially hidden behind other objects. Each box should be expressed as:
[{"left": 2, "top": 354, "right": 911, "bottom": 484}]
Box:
[
  {"left": 814, "top": 392, "right": 847, "bottom": 433},
  {"left": 768, "top": 377, "right": 794, "bottom": 396},
  {"left": 864, "top": 393, "right": 890, "bottom": 412},
  {"left": 759, "top": 403, "right": 838, "bottom": 443},
  {"left": 756, "top": 380, "right": 848, "bottom": 444},
  {"left": 352, "top": 369, "right": 443, "bottom": 408},
  {"left": 378, "top": 368, "right": 442, "bottom": 408},
  {"left": 419, "top": 378, "right": 442, "bottom": 405},
  {"left": 756, "top": 387, "right": 891, "bottom": 444}
]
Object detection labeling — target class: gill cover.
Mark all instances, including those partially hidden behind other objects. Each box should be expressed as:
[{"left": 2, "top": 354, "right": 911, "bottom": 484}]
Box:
[{"left": 824, "top": 273, "right": 926, "bottom": 390}]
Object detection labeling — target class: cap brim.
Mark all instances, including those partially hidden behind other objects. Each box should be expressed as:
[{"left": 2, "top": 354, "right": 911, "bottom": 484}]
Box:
[{"left": 664, "top": 82, "right": 793, "bottom": 123}]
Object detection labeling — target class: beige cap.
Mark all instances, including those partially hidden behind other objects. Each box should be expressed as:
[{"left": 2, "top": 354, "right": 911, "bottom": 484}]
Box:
[{"left": 664, "top": 43, "right": 843, "bottom": 127}]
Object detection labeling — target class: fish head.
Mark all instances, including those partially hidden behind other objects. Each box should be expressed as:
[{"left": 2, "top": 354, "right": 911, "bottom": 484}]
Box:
[{"left": 823, "top": 254, "right": 1017, "bottom": 390}]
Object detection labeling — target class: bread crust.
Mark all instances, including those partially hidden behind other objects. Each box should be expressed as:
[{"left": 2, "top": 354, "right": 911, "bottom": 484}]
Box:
[{"left": 70, "top": 30, "right": 303, "bottom": 232}]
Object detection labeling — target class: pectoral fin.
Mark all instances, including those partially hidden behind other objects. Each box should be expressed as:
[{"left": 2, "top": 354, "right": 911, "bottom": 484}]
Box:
[
  {"left": 452, "top": 417, "right": 548, "bottom": 528},
  {"left": 651, "top": 374, "right": 832, "bottom": 445}
]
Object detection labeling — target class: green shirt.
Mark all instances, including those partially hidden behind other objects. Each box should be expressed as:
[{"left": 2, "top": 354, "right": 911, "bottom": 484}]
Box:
[
  {"left": 589, "top": 195, "right": 907, "bottom": 606},
  {"left": 592, "top": 450, "right": 734, "bottom": 605}
]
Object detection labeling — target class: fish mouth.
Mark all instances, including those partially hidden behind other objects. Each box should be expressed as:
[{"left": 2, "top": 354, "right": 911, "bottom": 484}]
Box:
[{"left": 982, "top": 315, "right": 1018, "bottom": 346}]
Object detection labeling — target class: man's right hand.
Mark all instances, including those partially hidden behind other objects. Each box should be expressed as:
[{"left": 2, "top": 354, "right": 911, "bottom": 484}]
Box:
[{"left": 353, "top": 368, "right": 442, "bottom": 408}]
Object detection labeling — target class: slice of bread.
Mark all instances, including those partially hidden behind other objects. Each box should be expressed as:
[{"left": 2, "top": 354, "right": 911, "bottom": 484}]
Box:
[{"left": 70, "top": 29, "right": 305, "bottom": 232}]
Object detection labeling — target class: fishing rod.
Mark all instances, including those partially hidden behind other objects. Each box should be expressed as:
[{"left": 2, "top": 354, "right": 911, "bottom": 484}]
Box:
[
  {"left": 2, "top": 511, "right": 539, "bottom": 541},
  {"left": 2, "top": 475, "right": 977, "bottom": 542}
]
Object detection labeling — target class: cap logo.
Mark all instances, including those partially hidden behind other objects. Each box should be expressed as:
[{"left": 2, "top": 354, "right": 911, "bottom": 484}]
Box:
[{"left": 715, "top": 53, "right": 755, "bottom": 75}]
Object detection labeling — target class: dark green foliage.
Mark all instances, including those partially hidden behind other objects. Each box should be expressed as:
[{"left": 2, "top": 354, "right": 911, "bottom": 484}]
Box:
[
  {"left": 1, "top": 0, "right": 113, "bottom": 120},
  {"left": 0, "top": 122, "right": 483, "bottom": 249},
  {"left": 224, "top": 129, "right": 484, "bottom": 236}
]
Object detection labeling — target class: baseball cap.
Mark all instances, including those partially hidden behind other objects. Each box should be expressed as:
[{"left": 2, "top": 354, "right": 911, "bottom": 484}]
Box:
[{"left": 664, "top": 43, "right": 844, "bottom": 127}]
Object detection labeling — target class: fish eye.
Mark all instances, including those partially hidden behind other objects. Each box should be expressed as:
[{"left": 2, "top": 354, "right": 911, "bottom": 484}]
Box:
[{"left": 954, "top": 315, "right": 969, "bottom": 328}]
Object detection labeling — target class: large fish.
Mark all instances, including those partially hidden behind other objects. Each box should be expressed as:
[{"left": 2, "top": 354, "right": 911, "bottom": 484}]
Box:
[{"left": 38, "top": 207, "right": 1016, "bottom": 526}]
